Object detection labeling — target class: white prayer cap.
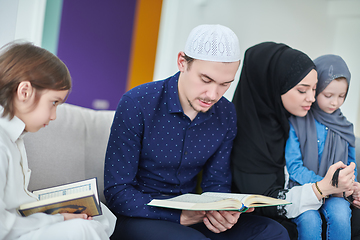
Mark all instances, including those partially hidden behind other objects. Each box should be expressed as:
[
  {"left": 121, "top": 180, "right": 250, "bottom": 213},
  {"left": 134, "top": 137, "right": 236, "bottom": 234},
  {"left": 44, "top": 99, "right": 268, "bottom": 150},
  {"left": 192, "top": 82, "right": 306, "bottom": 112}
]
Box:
[{"left": 184, "top": 24, "right": 241, "bottom": 62}]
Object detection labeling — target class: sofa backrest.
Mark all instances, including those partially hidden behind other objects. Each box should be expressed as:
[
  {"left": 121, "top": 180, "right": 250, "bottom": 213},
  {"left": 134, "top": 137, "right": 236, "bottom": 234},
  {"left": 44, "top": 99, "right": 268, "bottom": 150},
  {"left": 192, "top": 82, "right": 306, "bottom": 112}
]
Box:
[
  {"left": 24, "top": 103, "right": 115, "bottom": 203},
  {"left": 22, "top": 103, "right": 360, "bottom": 202}
]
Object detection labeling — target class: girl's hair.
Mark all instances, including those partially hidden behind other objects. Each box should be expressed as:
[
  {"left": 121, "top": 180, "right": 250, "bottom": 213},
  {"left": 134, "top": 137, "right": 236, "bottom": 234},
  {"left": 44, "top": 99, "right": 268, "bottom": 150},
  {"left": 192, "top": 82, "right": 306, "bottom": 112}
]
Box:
[{"left": 0, "top": 42, "right": 72, "bottom": 119}]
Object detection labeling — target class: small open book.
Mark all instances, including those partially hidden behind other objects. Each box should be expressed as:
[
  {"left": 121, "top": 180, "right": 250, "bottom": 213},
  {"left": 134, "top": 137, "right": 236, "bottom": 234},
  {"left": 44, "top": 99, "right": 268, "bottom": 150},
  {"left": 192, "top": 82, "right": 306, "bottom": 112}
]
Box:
[
  {"left": 18, "top": 178, "right": 102, "bottom": 217},
  {"left": 148, "top": 192, "right": 290, "bottom": 212}
]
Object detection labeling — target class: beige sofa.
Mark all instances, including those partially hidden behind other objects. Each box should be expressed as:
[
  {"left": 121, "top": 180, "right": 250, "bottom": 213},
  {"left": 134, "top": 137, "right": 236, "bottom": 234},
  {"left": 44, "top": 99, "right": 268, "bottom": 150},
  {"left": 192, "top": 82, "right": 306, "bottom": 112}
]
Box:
[
  {"left": 23, "top": 103, "right": 360, "bottom": 208},
  {"left": 24, "top": 103, "right": 115, "bottom": 204}
]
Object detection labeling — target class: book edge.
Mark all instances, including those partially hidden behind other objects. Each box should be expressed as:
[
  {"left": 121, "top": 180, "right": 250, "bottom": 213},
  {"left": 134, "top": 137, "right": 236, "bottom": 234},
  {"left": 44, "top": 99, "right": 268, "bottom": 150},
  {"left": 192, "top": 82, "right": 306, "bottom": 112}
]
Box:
[
  {"left": 19, "top": 190, "right": 95, "bottom": 209},
  {"left": 18, "top": 193, "right": 102, "bottom": 217}
]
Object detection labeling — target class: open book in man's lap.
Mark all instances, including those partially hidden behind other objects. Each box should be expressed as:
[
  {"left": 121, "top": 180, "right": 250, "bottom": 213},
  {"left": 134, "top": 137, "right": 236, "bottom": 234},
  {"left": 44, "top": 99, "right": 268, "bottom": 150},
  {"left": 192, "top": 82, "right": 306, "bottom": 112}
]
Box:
[{"left": 148, "top": 192, "right": 290, "bottom": 212}]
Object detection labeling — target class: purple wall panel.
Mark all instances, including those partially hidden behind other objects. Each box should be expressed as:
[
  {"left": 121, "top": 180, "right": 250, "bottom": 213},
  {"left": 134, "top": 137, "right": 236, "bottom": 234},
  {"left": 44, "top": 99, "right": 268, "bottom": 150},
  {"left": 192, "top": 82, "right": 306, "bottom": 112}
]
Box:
[{"left": 57, "top": 0, "right": 136, "bottom": 110}]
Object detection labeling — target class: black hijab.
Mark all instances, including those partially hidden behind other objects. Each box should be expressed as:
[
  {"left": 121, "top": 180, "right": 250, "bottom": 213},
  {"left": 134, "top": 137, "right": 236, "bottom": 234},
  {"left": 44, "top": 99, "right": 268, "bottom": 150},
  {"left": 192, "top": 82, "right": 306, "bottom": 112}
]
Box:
[{"left": 231, "top": 42, "right": 315, "bottom": 195}]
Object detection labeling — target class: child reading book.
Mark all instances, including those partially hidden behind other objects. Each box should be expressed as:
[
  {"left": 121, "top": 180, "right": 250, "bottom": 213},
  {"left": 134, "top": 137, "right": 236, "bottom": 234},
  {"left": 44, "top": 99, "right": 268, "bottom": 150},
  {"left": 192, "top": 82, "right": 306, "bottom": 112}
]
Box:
[
  {"left": 285, "top": 54, "right": 359, "bottom": 240},
  {"left": 0, "top": 42, "right": 115, "bottom": 240}
]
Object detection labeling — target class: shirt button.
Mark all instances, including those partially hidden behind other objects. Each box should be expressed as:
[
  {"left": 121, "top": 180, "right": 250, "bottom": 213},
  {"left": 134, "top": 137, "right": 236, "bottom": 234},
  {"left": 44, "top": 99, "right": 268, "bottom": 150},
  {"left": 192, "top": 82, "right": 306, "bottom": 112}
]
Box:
[
  {"left": 317, "top": 140, "right": 320, "bottom": 143},
  {"left": 325, "top": 127, "right": 328, "bottom": 130}
]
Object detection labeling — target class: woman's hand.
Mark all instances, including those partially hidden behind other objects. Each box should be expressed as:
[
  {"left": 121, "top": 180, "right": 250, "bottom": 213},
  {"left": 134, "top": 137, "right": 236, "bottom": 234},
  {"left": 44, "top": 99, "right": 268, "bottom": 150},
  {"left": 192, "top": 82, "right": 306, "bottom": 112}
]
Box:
[
  {"left": 61, "top": 213, "right": 93, "bottom": 221},
  {"left": 315, "top": 162, "right": 355, "bottom": 200}
]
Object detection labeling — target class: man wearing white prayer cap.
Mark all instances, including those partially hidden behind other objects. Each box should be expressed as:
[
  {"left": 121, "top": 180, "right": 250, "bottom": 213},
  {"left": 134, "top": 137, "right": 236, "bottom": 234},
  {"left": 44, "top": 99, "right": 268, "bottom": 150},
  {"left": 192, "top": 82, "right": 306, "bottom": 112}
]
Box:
[{"left": 105, "top": 24, "right": 290, "bottom": 240}]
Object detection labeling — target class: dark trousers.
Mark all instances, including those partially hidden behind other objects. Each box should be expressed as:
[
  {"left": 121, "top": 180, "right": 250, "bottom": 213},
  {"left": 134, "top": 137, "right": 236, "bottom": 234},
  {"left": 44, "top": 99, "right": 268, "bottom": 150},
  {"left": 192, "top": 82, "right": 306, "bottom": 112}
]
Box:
[
  {"left": 352, "top": 206, "right": 360, "bottom": 240},
  {"left": 110, "top": 214, "right": 290, "bottom": 240}
]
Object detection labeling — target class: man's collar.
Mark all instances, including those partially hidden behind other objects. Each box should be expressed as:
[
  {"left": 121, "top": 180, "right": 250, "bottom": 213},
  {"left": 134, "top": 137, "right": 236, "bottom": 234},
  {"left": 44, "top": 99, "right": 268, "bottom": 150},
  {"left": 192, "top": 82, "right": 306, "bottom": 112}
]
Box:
[{"left": 166, "top": 72, "right": 183, "bottom": 114}]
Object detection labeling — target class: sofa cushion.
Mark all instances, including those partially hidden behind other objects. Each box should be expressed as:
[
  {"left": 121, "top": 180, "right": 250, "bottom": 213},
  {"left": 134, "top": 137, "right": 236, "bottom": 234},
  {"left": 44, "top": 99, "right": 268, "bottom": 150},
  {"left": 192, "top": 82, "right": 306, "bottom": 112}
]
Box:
[{"left": 24, "top": 103, "right": 115, "bottom": 203}]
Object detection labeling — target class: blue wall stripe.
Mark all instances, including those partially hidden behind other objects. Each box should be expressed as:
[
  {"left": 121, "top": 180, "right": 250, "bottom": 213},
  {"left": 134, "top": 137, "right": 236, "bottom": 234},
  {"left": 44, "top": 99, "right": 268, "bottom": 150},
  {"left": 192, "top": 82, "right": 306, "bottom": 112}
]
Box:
[{"left": 41, "top": 0, "right": 63, "bottom": 55}]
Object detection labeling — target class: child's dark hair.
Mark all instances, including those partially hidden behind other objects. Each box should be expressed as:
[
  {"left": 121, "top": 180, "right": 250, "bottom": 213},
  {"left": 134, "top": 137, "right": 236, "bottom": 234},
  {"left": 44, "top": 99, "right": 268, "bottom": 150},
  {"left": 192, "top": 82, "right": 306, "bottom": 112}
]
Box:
[{"left": 0, "top": 42, "right": 72, "bottom": 119}]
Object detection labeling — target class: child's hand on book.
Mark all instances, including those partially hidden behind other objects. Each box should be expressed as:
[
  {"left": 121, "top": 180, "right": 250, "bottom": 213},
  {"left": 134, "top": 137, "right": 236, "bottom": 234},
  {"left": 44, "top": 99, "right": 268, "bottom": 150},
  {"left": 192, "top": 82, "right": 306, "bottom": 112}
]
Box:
[{"left": 61, "top": 213, "right": 93, "bottom": 221}]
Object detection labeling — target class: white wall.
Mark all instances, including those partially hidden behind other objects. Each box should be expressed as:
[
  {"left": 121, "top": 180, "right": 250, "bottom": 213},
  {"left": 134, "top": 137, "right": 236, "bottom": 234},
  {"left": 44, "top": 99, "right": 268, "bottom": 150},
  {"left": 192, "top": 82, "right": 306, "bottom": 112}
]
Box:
[
  {"left": 0, "top": 0, "right": 19, "bottom": 46},
  {"left": 1, "top": 0, "right": 360, "bottom": 134},
  {"left": 0, "top": 0, "right": 46, "bottom": 48},
  {"left": 154, "top": 0, "right": 360, "bottom": 135}
]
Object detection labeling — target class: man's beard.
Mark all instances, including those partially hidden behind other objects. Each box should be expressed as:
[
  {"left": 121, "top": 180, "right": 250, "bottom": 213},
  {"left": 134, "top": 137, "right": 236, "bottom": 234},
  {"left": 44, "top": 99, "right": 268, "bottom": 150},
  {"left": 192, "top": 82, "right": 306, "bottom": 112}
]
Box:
[{"left": 188, "top": 98, "right": 214, "bottom": 113}]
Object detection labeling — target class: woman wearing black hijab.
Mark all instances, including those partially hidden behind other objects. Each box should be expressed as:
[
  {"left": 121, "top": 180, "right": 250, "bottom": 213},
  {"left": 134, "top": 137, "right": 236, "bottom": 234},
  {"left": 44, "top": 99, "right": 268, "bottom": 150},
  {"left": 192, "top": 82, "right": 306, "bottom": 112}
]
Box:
[{"left": 230, "top": 42, "right": 358, "bottom": 239}]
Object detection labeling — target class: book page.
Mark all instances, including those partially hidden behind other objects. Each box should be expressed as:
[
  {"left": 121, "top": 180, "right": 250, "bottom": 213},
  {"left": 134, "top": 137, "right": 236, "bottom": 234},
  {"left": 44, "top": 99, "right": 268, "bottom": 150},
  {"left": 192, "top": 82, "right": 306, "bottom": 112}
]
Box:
[
  {"left": 164, "top": 193, "right": 227, "bottom": 204},
  {"left": 201, "top": 192, "right": 249, "bottom": 202},
  {"left": 33, "top": 178, "right": 99, "bottom": 203},
  {"left": 148, "top": 193, "right": 244, "bottom": 211},
  {"left": 149, "top": 192, "right": 289, "bottom": 211},
  {"left": 202, "top": 192, "right": 290, "bottom": 207}
]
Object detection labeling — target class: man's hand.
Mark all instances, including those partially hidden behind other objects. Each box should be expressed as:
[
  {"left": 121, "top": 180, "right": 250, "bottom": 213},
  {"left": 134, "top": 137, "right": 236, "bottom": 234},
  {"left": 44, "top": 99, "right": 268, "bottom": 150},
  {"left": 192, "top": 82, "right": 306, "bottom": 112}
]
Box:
[
  {"left": 180, "top": 208, "right": 255, "bottom": 233},
  {"left": 180, "top": 210, "right": 206, "bottom": 226},
  {"left": 202, "top": 208, "right": 254, "bottom": 233},
  {"left": 61, "top": 213, "right": 93, "bottom": 221}
]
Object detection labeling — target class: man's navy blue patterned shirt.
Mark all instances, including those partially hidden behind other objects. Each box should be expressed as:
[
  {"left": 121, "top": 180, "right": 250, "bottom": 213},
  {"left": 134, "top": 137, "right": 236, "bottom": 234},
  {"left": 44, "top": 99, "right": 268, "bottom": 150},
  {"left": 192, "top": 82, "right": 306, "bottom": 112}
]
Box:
[{"left": 104, "top": 72, "right": 237, "bottom": 223}]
